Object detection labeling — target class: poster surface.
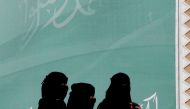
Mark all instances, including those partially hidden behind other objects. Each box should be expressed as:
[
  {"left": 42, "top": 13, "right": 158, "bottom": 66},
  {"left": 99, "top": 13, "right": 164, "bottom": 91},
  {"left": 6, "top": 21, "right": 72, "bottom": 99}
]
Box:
[{"left": 0, "top": 0, "right": 175, "bottom": 109}]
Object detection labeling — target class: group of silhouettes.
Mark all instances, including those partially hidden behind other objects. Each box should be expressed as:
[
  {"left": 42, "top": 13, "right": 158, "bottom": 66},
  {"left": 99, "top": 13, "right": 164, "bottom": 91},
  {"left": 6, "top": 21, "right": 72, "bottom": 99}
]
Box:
[{"left": 38, "top": 72, "right": 141, "bottom": 109}]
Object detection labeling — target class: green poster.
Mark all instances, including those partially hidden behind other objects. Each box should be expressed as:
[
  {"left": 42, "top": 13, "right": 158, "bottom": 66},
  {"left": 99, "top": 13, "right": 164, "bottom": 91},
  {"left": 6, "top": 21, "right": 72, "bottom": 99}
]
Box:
[{"left": 0, "top": 0, "right": 176, "bottom": 109}]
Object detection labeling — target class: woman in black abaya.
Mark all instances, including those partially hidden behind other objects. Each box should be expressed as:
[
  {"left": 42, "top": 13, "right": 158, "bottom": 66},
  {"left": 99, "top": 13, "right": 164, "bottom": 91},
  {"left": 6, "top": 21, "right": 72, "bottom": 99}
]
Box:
[{"left": 97, "top": 72, "right": 141, "bottom": 109}]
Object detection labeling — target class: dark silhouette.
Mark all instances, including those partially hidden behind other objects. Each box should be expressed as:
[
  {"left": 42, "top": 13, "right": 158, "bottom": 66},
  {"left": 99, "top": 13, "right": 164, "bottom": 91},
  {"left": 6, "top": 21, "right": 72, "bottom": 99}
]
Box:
[
  {"left": 38, "top": 72, "right": 68, "bottom": 109},
  {"left": 97, "top": 72, "right": 141, "bottom": 109},
  {"left": 67, "top": 83, "right": 96, "bottom": 109}
]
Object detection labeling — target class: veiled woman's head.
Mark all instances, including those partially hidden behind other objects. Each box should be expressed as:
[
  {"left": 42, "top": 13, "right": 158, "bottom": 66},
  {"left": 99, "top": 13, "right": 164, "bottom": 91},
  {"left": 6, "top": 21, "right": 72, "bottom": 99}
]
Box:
[
  {"left": 41, "top": 72, "right": 68, "bottom": 100},
  {"left": 106, "top": 72, "right": 131, "bottom": 102}
]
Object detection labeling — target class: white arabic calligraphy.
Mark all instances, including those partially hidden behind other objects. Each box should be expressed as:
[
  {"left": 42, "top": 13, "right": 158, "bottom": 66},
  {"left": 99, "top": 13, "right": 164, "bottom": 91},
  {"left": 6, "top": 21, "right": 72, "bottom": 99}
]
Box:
[
  {"left": 142, "top": 92, "right": 158, "bottom": 109},
  {"left": 19, "top": 0, "right": 96, "bottom": 49},
  {"left": 42, "top": 0, "right": 95, "bottom": 28}
]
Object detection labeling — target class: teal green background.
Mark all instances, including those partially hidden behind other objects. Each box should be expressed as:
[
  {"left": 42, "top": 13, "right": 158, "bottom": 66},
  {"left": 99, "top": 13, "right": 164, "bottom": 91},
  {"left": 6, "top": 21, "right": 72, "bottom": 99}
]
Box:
[{"left": 0, "top": 0, "right": 175, "bottom": 109}]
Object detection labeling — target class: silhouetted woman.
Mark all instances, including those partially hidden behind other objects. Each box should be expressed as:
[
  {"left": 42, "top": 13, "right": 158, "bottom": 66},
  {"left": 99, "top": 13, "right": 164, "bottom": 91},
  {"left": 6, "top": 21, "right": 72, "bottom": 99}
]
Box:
[
  {"left": 97, "top": 72, "right": 141, "bottom": 109},
  {"left": 67, "top": 83, "right": 96, "bottom": 109},
  {"left": 38, "top": 72, "right": 68, "bottom": 109}
]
